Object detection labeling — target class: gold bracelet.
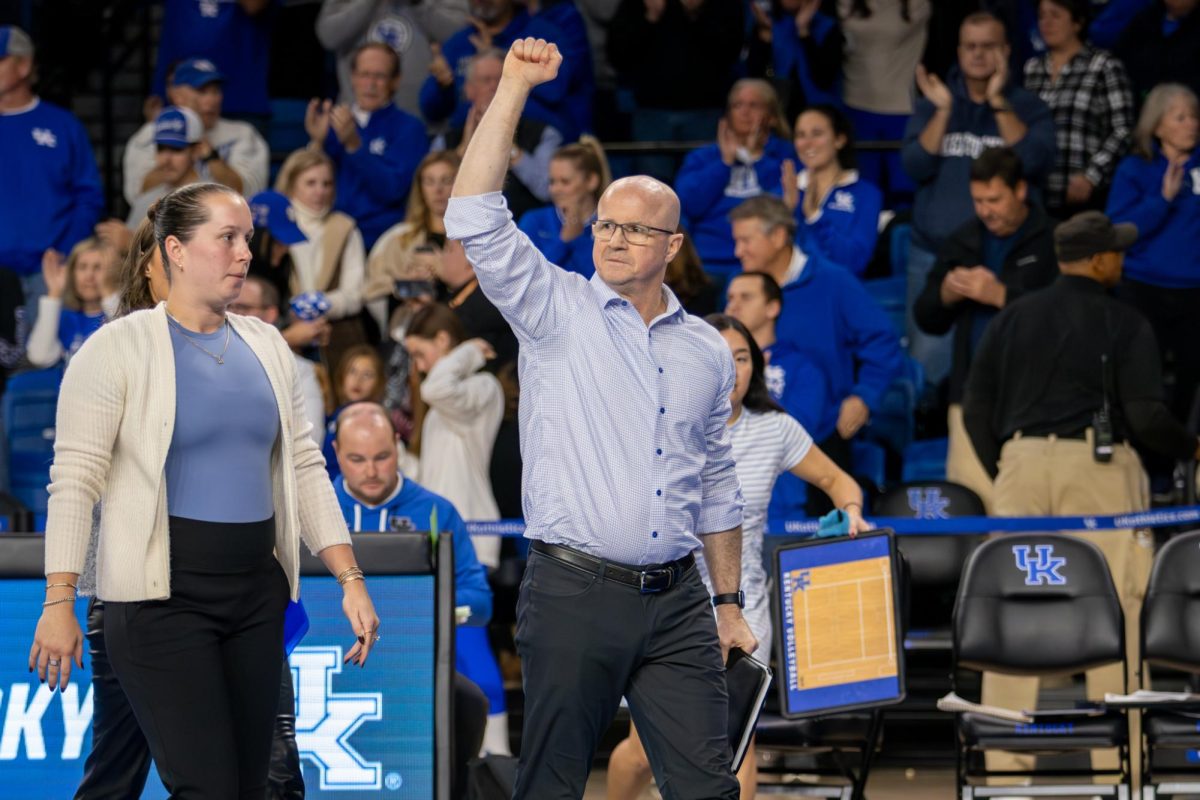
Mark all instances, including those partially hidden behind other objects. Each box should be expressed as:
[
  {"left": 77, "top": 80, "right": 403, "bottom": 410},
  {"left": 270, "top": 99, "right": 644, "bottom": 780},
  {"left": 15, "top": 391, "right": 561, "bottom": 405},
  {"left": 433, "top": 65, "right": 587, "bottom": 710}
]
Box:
[
  {"left": 43, "top": 596, "right": 76, "bottom": 608},
  {"left": 335, "top": 566, "right": 362, "bottom": 581},
  {"left": 46, "top": 582, "right": 77, "bottom": 591},
  {"left": 339, "top": 574, "right": 365, "bottom": 586}
]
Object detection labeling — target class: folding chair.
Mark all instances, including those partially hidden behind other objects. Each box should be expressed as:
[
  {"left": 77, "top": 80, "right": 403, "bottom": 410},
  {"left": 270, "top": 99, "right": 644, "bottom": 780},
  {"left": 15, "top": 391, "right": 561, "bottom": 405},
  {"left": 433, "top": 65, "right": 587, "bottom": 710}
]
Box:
[
  {"left": 952, "top": 533, "right": 1132, "bottom": 799},
  {"left": 1139, "top": 529, "right": 1200, "bottom": 799}
]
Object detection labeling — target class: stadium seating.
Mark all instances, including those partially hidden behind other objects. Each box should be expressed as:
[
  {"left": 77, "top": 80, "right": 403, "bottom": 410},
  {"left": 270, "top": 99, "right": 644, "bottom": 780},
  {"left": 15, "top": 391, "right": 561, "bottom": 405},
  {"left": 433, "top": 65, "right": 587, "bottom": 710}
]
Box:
[{"left": 3, "top": 366, "right": 63, "bottom": 527}]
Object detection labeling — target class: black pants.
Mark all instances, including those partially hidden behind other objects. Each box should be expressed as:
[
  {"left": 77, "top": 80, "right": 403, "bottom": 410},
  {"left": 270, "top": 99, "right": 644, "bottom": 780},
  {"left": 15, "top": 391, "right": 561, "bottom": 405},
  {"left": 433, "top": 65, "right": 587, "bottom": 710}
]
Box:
[
  {"left": 103, "top": 516, "right": 290, "bottom": 799},
  {"left": 75, "top": 598, "right": 153, "bottom": 800},
  {"left": 454, "top": 674, "right": 489, "bottom": 800},
  {"left": 78, "top": 597, "right": 303, "bottom": 799},
  {"left": 513, "top": 549, "right": 738, "bottom": 800},
  {"left": 1117, "top": 279, "right": 1200, "bottom": 422}
]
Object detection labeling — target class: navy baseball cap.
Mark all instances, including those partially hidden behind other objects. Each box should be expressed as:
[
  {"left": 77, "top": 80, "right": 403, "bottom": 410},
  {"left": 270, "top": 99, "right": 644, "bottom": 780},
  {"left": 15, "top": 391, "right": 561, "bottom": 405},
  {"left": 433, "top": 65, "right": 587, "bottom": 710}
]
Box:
[
  {"left": 172, "top": 58, "right": 224, "bottom": 89},
  {"left": 154, "top": 106, "right": 203, "bottom": 148},
  {"left": 249, "top": 191, "right": 307, "bottom": 246},
  {"left": 0, "top": 26, "right": 33, "bottom": 58}
]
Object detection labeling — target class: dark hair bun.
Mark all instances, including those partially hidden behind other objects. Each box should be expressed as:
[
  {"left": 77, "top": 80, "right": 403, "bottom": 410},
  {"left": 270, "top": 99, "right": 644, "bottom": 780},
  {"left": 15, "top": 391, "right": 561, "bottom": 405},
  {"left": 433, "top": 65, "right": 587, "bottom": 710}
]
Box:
[{"left": 146, "top": 201, "right": 159, "bottom": 223}]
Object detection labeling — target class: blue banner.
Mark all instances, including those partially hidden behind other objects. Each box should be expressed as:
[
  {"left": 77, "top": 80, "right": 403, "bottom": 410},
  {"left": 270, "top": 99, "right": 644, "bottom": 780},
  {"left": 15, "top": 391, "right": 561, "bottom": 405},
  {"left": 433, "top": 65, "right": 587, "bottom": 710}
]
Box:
[{"left": 0, "top": 575, "right": 436, "bottom": 798}]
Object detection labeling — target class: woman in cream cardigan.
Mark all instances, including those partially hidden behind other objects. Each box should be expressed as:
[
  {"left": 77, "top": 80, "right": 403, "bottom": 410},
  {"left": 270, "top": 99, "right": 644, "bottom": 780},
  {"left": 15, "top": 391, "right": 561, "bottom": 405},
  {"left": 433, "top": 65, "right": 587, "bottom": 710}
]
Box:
[{"left": 29, "top": 183, "right": 380, "bottom": 798}]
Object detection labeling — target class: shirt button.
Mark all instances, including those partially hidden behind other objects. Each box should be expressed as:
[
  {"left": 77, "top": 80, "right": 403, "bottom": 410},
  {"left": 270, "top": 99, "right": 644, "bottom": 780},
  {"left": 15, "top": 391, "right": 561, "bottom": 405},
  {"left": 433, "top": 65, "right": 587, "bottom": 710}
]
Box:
[
  {"left": 658, "top": 367, "right": 664, "bottom": 374},
  {"left": 621, "top": 300, "right": 628, "bottom": 307},
  {"left": 651, "top": 531, "right": 659, "bottom": 538},
  {"left": 659, "top": 407, "right": 665, "bottom": 414},
  {"left": 656, "top": 449, "right": 662, "bottom": 455}
]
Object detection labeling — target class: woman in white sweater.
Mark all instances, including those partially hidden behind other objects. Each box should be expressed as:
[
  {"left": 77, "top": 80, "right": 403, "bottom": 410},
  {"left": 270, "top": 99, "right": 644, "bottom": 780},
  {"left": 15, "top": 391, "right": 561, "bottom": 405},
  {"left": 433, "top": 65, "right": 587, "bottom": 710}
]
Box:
[
  {"left": 29, "top": 183, "right": 380, "bottom": 798},
  {"left": 403, "top": 301, "right": 504, "bottom": 569},
  {"left": 276, "top": 148, "right": 369, "bottom": 372}
]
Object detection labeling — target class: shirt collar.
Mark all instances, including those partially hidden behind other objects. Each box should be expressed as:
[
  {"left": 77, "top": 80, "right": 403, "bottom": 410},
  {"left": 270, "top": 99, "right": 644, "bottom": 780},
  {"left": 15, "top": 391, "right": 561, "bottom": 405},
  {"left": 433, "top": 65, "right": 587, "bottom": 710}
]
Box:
[
  {"left": 351, "top": 104, "right": 372, "bottom": 128},
  {"left": 588, "top": 272, "right": 686, "bottom": 325},
  {"left": 782, "top": 246, "right": 808, "bottom": 286}
]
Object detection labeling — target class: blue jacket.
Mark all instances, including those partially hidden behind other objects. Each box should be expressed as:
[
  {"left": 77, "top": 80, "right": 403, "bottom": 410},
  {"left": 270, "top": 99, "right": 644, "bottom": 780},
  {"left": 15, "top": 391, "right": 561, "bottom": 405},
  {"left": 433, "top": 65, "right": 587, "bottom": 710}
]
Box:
[
  {"left": 771, "top": 12, "right": 842, "bottom": 109},
  {"left": 323, "top": 104, "right": 429, "bottom": 251},
  {"left": 1106, "top": 150, "right": 1200, "bottom": 288},
  {"left": 901, "top": 71, "right": 1055, "bottom": 248},
  {"left": 517, "top": 206, "right": 595, "bottom": 278},
  {"left": 418, "top": 10, "right": 576, "bottom": 139},
  {"left": 794, "top": 170, "right": 883, "bottom": 278},
  {"left": 676, "top": 135, "right": 797, "bottom": 275},
  {"left": 776, "top": 253, "right": 904, "bottom": 442},
  {"left": 0, "top": 100, "right": 104, "bottom": 275},
  {"left": 335, "top": 475, "right": 493, "bottom": 625}
]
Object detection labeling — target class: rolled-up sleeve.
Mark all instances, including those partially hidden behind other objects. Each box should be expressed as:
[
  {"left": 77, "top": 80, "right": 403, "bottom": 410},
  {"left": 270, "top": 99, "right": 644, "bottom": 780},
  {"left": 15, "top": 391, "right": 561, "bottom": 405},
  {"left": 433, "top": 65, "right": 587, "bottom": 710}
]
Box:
[
  {"left": 445, "top": 192, "right": 585, "bottom": 342},
  {"left": 697, "top": 348, "right": 744, "bottom": 535}
]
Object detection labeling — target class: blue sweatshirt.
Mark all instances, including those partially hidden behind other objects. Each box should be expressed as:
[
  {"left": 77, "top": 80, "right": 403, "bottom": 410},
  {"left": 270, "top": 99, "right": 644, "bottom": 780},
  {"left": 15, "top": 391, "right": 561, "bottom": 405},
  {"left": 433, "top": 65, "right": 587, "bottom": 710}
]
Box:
[
  {"left": 418, "top": 10, "right": 576, "bottom": 139},
  {"left": 1106, "top": 149, "right": 1200, "bottom": 288},
  {"left": 794, "top": 170, "right": 883, "bottom": 278},
  {"left": 152, "top": 0, "right": 272, "bottom": 116},
  {"left": 323, "top": 104, "right": 429, "bottom": 251},
  {"left": 0, "top": 100, "right": 104, "bottom": 275},
  {"left": 776, "top": 253, "right": 904, "bottom": 442},
  {"left": 57, "top": 309, "right": 104, "bottom": 359},
  {"left": 901, "top": 71, "right": 1055, "bottom": 249},
  {"left": 771, "top": 12, "right": 842, "bottom": 109},
  {"left": 676, "top": 135, "right": 797, "bottom": 276},
  {"left": 335, "top": 474, "right": 493, "bottom": 625},
  {"left": 518, "top": 205, "right": 595, "bottom": 278},
  {"left": 763, "top": 340, "right": 825, "bottom": 523}
]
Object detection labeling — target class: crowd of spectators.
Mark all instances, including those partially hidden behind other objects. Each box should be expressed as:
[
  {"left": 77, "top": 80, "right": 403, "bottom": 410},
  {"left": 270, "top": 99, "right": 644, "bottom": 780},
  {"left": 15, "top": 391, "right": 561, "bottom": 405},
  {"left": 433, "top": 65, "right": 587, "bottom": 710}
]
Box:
[{"left": 1, "top": 0, "right": 1200, "bottom": 762}]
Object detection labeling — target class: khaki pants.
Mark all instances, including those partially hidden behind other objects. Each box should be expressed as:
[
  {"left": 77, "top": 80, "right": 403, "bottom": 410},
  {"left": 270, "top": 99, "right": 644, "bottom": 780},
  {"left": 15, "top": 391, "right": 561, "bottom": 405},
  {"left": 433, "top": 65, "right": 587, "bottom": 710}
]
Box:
[
  {"left": 981, "top": 433, "right": 1154, "bottom": 782},
  {"left": 947, "top": 404, "right": 994, "bottom": 512}
]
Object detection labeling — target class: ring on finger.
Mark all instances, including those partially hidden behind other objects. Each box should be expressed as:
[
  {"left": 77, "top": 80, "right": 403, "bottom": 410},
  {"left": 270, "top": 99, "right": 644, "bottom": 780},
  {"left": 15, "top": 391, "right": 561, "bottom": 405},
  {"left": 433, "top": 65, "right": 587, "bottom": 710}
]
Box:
[{"left": 48, "top": 659, "right": 61, "bottom": 666}]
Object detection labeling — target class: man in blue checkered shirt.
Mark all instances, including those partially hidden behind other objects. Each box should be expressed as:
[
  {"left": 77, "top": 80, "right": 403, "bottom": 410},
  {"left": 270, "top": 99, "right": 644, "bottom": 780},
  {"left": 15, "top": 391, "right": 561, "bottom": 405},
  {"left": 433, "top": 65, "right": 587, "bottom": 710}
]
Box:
[{"left": 445, "top": 37, "right": 754, "bottom": 800}]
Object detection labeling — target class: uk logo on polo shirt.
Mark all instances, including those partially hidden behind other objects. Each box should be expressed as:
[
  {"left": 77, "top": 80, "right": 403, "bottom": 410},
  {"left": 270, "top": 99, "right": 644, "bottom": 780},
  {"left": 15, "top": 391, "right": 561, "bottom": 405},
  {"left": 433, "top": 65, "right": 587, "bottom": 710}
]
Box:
[
  {"left": 31, "top": 128, "right": 57, "bottom": 148},
  {"left": 829, "top": 190, "right": 855, "bottom": 213},
  {"left": 369, "top": 137, "right": 387, "bottom": 155}
]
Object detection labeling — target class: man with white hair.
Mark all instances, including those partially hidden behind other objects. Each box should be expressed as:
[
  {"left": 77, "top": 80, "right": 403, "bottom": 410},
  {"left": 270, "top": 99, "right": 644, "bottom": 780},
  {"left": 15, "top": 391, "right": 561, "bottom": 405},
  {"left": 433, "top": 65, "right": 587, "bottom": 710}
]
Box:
[{"left": 446, "top": 37, "right": 752, "bottom": 799}]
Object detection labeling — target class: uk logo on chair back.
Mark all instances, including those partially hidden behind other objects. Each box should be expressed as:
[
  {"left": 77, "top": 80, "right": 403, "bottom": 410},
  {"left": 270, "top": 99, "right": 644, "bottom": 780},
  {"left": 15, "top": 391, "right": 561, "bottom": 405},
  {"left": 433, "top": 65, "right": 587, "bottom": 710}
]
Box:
[{"left": 1012, "top": 544, "right": 1067, "bottom": 586}]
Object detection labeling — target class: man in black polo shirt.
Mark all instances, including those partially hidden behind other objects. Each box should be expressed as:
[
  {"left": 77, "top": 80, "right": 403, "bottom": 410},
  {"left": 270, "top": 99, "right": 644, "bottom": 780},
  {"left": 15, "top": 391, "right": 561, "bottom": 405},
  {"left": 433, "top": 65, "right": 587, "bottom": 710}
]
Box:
[
  {"left": 963, "top": 210, "right": 1200, "bottom": 776},
  {"left": 915, "top": 147, "right": 1058, "bottom": 510}
]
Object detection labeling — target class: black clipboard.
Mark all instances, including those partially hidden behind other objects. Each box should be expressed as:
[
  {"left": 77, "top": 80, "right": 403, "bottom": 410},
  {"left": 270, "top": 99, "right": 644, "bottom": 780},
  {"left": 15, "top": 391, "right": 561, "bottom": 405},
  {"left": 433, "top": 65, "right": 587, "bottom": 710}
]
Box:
[
  {"left": 726, "top": 647, "right": 772, "bottom": 772},
  {"left": 772, "top": 530, "right": 906, "bottom": 718}
]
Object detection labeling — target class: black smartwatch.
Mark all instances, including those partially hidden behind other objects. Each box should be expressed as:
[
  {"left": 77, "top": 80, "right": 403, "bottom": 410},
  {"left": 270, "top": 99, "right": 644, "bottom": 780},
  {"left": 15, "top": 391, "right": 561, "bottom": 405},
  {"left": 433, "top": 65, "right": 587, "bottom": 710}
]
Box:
[{"left": 711, "top": 591, "right": 745, "bottom": 608}]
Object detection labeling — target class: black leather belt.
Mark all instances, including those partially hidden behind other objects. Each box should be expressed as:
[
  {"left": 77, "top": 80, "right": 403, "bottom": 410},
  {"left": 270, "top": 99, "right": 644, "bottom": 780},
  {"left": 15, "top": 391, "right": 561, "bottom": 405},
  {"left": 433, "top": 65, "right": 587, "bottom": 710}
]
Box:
[{"left": 531, "top": 541, "right": 694, "bottom": 594}]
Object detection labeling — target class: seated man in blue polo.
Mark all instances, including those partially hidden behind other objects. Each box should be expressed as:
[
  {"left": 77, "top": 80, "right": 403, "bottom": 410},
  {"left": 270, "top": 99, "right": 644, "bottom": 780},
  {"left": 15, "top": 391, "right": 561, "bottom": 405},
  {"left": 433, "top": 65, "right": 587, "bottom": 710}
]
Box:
[{"left": 332, "top": 401, "right": 510, "bottom": 759}]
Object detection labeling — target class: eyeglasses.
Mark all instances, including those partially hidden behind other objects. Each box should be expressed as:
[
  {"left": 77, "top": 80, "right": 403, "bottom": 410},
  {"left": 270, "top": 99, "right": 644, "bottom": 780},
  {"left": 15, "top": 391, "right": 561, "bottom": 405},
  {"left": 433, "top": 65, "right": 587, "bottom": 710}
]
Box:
[{"left": 591, "top": 220, "right": 675, "bottom": 246}]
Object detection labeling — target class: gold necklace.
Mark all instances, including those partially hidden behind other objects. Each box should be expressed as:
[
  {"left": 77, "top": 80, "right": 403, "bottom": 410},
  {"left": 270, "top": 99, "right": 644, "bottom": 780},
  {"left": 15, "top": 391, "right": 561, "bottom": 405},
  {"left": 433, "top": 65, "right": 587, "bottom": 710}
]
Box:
[{"left": 168, "top": 316, "right": 231, "bottom": 365}]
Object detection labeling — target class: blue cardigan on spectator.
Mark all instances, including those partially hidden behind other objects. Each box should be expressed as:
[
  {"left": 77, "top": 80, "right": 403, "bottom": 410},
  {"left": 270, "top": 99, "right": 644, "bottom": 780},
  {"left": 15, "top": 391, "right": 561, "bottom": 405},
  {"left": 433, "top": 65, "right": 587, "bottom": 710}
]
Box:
[
  {"left": 901, "top": 71, "right": 1055, "bottom": 249},
  {"left": 676, "top": 135, "right": 797, "bottom": 276},
  {"left": 335, "top": 474, "right": 493, "bottom": 625},
  {"left": 419, "top": 10, "right": 576, "bottom": 140},
  {"left": 1106, "top": 149, "right": 1200, "bottom": 288},
  {"left": 794, "top": 169, "right": 882, "bottom": 278},
  {"left": 322, "top": 104, "right": 429, "bottom": 251},
  {"left": 772, "top": 12, "right": 843, "bottom": 109},
  {"left": 518, "top": 206, "right": 595, "bottom": 278},
  {"left": 776, "top": 253, "right": 904, "bottom": 443},
  {"left": 0, "top": 99, "right": 104, "bottom": 275}
]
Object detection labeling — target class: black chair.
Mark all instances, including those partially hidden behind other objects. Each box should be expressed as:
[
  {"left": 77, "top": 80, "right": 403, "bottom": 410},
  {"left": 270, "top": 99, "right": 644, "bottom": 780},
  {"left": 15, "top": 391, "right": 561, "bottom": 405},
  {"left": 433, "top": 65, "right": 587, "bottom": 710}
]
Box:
[
  {"left": 951, "top": 534, "right": 1132, "bottom": 799},
  {"left": 1140, "top": 530, "right": 1200, "bottom": 799},
  {"left": 874, "top": 481, "right": 985, "bottom": 652}
]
